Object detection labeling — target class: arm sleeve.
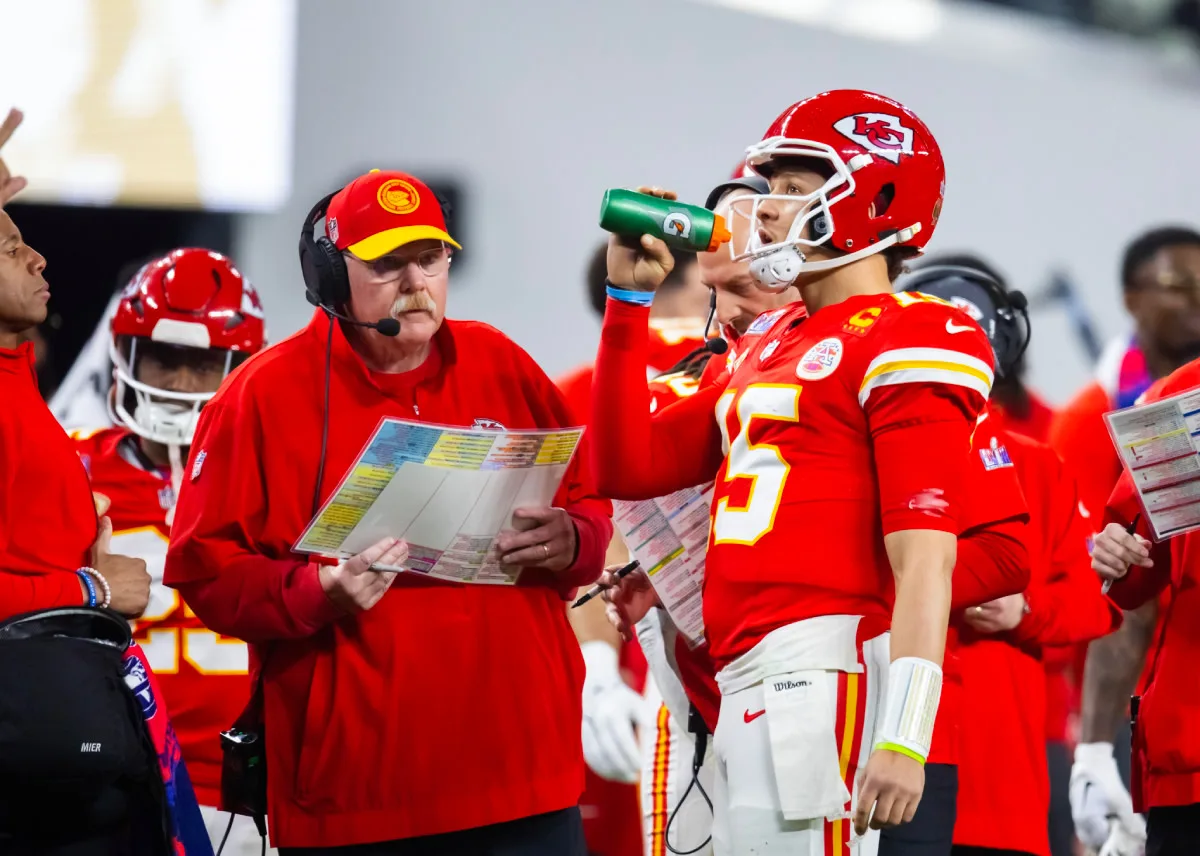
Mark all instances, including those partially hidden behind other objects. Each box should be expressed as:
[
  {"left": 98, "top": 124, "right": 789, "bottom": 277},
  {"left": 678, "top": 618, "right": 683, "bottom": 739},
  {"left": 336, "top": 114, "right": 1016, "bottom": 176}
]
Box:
[
  {"left": 1011, "top": 456, "right": 1123, "bottom": 646},
  {"left": 591, "top": 298, "right": 725, "bottom": 500},
  {"left": 164, "top": 399, "right": 343, "bottom": 643},
  {"left": 0, "top": 411, "right": 84, "bottom": 618},
  {"left": 870, "top": 383, "right": 986, "bottom": 535},
  {"left": 865, "top": 305, "right": 995, "bottom": 534},
  {"left": 949, "top": 520, "right": 1031, "bottom": 611},
  {"left": 0, "top": 574, "right": 84, "bottom": 619}
]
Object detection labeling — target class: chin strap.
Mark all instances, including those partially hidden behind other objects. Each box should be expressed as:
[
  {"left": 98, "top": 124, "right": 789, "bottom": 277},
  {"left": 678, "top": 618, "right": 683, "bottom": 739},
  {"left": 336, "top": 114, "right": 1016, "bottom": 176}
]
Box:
[
  {"left": 748, "top": 224, "right": 920, "bottom": 290},
  {"left": 165, "top": 444, "right": 185, "bottom": 529}
]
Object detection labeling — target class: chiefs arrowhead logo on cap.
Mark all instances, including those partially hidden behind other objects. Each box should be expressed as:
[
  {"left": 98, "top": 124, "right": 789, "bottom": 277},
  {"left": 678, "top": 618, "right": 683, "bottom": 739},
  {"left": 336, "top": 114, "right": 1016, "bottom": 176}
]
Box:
[
  {"left": 833, "top": 113, "right": 915, "bottom": 164},
  {"left": 377, "top": 179, "right": 420, "bottom": 215}
]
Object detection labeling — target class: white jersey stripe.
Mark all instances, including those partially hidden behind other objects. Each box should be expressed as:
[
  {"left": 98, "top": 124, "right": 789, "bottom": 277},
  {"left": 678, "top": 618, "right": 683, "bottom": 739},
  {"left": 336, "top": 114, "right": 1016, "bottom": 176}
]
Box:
[
  {"left": 862, "top": 347, "right": 994, "bottom": 387},
  {"left": 858, "top": 367, "right": 993, "bottom": 408}
]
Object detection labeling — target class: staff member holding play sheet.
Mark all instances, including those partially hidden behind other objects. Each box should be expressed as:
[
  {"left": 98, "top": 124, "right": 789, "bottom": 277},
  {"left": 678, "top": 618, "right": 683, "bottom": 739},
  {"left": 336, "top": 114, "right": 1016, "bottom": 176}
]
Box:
[{"left": 164, "top": 169, "right": 611, "bottom": 855}]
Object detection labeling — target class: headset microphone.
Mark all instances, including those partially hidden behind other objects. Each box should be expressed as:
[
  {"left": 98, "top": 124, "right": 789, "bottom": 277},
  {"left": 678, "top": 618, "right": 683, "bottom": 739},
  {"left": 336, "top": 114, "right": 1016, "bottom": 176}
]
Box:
[
  {"left": 702, "top": 290, "right": 728, "bottom": 355},
  {"left": 319, "top": 306, "right": 400, "bottom": 338}
]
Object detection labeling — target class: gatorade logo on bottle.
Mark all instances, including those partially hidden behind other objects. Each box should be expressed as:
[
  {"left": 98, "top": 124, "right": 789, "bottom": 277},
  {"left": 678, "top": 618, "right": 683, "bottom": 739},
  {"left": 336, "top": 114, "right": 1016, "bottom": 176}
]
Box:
[{"left": 663, "top": 211, "right": 692, "bottom": 239}]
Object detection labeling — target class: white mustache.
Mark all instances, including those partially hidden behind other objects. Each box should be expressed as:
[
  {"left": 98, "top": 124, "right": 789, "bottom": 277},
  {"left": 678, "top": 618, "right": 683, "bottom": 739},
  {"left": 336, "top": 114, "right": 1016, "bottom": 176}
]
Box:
[{"left": 391, "top": 293, "right": 437, "bottom": 316}]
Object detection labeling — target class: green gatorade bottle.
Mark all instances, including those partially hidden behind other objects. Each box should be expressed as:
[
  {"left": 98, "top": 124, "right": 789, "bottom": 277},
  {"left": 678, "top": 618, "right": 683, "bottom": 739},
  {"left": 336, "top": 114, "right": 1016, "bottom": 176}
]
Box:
[{"left": 599, "top": 189, "right": 732, "bottom": 252}]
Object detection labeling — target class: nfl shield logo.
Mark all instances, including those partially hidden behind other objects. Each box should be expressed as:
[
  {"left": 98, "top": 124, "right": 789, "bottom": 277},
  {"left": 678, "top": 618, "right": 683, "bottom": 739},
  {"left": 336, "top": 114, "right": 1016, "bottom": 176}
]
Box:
[{"left": 759, "top": 340, "right": 781, "bottom": 365}]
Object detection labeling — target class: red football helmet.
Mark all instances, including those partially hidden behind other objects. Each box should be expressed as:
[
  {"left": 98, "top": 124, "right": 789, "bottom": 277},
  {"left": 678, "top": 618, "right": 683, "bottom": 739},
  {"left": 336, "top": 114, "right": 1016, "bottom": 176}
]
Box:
[
  {"left": 109, "top": 248, "right": 266, "bottom": 447},
  {"left": 730, "top": 89, "right": 945, "bottom": 289}
]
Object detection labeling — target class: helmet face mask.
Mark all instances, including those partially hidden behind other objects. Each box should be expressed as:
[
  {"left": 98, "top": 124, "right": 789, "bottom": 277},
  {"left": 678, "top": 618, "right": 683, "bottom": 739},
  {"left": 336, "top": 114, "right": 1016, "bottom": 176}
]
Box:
[
  {"left": 726, "top": 156, "right": 853, "bottom": 290},
  {"left": 108, "top": 248, "right": 265, "bottom": 448},
  {"left": 731, "top": 90, "right": 946, "bottom": 291},
  {"left": 109, "top": 337, "right": 241, "bottom": 446}
]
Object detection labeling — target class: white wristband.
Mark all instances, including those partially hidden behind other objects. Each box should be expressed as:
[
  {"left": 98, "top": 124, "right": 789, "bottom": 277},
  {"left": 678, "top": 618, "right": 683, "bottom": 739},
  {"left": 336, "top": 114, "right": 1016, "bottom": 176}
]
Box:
[
  {"left": 874, "top": 656, "right": 942, "bottom": 764},
  {"left": 78, "top": 566, "right": 112, "bottom": 610}
]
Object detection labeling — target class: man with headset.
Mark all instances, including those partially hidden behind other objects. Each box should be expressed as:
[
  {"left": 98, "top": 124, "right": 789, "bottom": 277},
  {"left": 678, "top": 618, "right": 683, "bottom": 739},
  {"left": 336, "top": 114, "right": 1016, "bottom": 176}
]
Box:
[{"left": 163, "top": 169, "right": 612, "bottom": 855}]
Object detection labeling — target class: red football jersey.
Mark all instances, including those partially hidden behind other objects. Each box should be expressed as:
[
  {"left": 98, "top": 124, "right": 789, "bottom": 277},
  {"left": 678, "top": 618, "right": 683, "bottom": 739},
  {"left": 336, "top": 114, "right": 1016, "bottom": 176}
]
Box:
[
  {"left": 705, "top": 292, "right": 994, "bottom": 666},
  {"left": 73, "top": 427, "right": 249, "bottom": 807}
]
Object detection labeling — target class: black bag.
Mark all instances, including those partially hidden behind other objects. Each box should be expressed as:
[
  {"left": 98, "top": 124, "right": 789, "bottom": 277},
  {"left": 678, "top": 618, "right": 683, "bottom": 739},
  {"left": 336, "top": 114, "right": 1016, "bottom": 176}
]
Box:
[
  {"left": 219, "top": 668, "right": 268, "bottom": 838},
  {"left": 0, "top": 607, "right": 170, "bottom": 852}
]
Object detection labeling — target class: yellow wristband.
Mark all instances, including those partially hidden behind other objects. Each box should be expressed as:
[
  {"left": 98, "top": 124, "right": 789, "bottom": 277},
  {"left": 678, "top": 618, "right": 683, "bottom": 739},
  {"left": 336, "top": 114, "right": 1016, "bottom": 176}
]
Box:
[{"left": 874, "top": 741, "right": 927, "bottom": 765}]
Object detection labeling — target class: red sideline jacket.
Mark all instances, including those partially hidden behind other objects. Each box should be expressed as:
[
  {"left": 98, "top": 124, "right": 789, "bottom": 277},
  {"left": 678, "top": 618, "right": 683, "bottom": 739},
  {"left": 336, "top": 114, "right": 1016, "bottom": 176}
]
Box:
[
  {"left": 954, "top": 431, "right": 1122, "bottom": 854},
  {"left": 0, "top": 341, "right": 95, "bottom": 616},
  {"left": 1105, "top": 358, "right": 1200, "bottom": 811},
  {"left": 164, "top": 311, "right": 612, "bottom": 848}
]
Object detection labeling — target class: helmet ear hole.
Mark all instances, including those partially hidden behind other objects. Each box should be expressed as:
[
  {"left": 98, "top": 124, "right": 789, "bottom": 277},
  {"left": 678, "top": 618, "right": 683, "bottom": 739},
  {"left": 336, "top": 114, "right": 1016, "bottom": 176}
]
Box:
[{"left": 871, "top": 183, "right": 896, "bottom": 219}]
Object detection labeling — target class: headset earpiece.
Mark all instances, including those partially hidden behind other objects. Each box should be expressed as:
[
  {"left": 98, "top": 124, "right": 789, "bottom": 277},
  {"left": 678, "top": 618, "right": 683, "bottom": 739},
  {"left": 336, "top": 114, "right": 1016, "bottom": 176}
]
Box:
[
  {"left": 298, "top": 191, "right": 350, "bottom": 309},
  {"left": 900, "top": 264, "right": 1032, "bottom": 379}
]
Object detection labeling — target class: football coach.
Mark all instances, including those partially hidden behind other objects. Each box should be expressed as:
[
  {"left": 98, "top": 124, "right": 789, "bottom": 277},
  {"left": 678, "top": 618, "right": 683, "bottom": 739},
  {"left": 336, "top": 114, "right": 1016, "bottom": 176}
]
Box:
[{"left": 164, "top": 169, "right": 612, "bottom": 855}]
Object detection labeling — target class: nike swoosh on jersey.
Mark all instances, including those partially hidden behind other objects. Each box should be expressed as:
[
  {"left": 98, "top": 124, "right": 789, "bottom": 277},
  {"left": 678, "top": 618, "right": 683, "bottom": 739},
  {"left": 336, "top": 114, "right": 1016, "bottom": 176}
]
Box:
[
  {"left": 743, "top": 708, "right": 766, "bottom": 724},
  {"left": 946, "top": 319, "right": 974, "bottom": 334}
]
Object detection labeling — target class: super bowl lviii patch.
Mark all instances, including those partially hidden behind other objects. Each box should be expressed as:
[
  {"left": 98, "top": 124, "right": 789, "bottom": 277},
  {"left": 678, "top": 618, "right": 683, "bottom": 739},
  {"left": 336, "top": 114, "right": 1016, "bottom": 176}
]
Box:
[{"left": 978, "top": 443, "right": 1013, "bottom": 471}]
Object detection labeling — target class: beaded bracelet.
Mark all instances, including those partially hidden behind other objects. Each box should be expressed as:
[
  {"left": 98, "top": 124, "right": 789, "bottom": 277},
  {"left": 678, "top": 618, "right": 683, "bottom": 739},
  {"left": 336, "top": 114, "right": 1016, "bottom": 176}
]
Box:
[
  {"left": 76, "top": 569, "right": 97, "bottom": 607},
  {"left": 605, "top": 279, "right": 655, "bottom": 307},
  {"left": 77, "top": 567, "right": 112, "bottom": 609}
]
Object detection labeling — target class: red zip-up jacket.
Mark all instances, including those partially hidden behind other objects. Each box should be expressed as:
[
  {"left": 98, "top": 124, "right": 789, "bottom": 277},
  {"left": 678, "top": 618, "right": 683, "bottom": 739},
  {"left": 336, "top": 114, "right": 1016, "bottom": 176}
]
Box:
[
  {"left": 954, "top": 432, "right": 1122, "bottom": 855},
  {"left": 0, "top": 341, "right": 94, "bottom": 616},
  {"left": 1104, "top": 357, "right": 1200, "bottom": 811},
  {"left": 164, "top": 311, "right": 612, "bottom": 848}
]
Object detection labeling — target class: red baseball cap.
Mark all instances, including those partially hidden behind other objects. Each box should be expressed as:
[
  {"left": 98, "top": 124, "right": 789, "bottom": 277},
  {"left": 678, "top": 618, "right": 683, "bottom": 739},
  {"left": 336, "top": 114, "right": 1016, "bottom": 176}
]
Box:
[{"left": 325, "top": 169, "right": 461, "bottom": 261}]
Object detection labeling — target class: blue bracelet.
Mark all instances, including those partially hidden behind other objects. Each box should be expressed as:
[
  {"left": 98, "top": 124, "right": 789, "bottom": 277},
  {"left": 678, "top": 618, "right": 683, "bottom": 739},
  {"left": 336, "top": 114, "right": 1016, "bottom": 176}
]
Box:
[
  {"left": 76, "top": 569, "right": 97, "bottom": 607},
  {"left": 605, "top": 281, "right": 655, "bottom": 307}
]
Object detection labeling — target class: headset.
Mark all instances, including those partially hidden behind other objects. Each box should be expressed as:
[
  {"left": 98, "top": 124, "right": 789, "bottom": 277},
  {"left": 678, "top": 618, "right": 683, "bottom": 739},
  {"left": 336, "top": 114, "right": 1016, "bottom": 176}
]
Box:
[
  {"left": 899, "top": 264, "right": 1031, "bottom": 379},
  {"left": 297, "top": 189, "right": 404, "bottom": 514},
  {"left": 299, "top": 191, "right": 353, "bottom": 310}
]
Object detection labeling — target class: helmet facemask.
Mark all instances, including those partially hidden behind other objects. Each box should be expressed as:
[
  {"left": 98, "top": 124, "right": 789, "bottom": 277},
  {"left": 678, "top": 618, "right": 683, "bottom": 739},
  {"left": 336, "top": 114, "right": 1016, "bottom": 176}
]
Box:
[
  {"left": 730, "top": 139, "right": 915, "bottom": 291},
  {"left": 108, "top": 336, "right": 241, "bottom": 447}
]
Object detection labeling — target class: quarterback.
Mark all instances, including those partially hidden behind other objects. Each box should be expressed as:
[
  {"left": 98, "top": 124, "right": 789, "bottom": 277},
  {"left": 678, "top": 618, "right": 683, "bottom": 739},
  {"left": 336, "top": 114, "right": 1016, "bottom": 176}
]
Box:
[
  {"left": 73, "top": 248, "right": 267, "bottom": 854},
  {"left": 591, "top": 90, "right": 995, "bottom": 854}
]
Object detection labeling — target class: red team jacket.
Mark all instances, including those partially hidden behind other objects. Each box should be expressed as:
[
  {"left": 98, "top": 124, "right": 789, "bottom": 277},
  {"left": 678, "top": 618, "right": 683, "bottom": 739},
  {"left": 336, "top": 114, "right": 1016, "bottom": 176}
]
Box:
[
  {"left": 73, "top": 427, "right": 249, "bottom": 807},
  {"left": 1105, "top": 358, "right": 1200, "bottom": 812},
  {"left": 0, "top": 341, "right": 96, "bottom": 616},
  {"left": 163, "top": 311, "right": 612, "bottom": 848},
  {"left": 592, "top": 291, "right": 995, "bottom": 676},
  {"left": 930, "top": 410, "right": 1030, "bottom": 767},
  {"left": 954, "top": 429, "right": 1121, "bottom": 855}
]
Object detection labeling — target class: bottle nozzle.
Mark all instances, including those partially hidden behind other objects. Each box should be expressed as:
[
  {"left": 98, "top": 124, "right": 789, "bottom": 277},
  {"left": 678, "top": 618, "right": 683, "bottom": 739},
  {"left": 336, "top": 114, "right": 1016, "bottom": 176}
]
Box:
[{"left": 707, "top": 213, "right": 732, "bottom": 252}]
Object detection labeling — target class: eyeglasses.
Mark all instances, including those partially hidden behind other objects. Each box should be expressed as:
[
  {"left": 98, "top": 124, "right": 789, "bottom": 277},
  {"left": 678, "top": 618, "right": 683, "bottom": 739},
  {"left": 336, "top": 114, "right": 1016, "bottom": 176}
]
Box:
[{"left": 347, "top": 245, "right": 452, "bottom": 281}]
